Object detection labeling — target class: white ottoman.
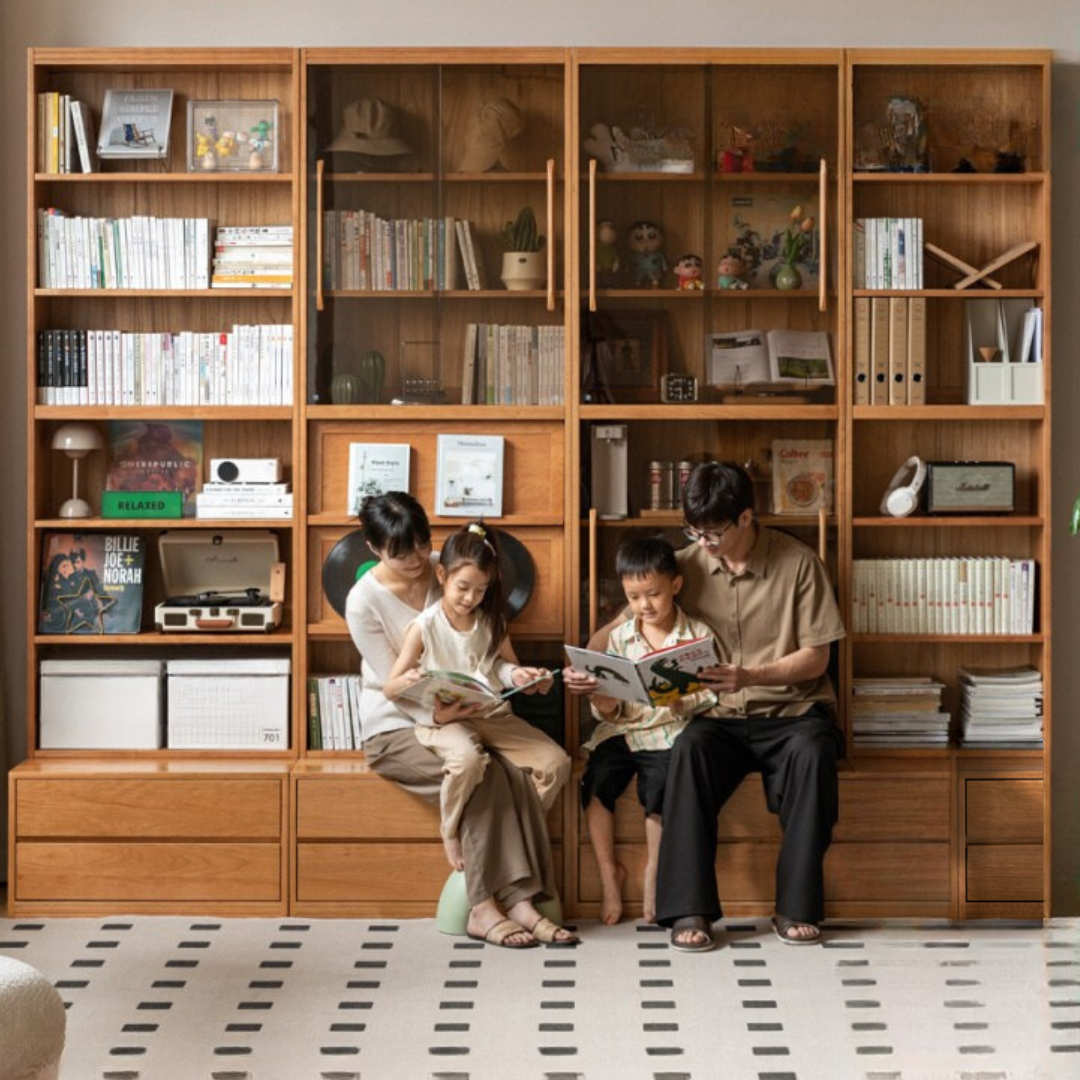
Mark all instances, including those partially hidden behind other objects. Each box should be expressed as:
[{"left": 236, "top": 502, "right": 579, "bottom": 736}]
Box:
[{"left": 0, "top": 956, "right": 66, "bottom": 1080}]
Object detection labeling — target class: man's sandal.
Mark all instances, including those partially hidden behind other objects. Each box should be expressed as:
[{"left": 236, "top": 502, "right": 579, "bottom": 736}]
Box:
[
  {"left": 669, "top": 915, "right": 716, "bottom": 953},
  {"left": 467, "top": 918, "right": 539, "bottom": 949},
  {"left": 772, "top": 914, "right": 821, "bottom": 946}
]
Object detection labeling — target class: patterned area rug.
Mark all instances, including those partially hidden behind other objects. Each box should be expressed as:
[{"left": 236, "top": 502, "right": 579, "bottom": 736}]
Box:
[{"left": 1, "top": 916, "right": 1078, "bottom": 1079}]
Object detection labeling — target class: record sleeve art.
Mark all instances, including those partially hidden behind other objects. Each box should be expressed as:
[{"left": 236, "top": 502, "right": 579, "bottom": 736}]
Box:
[{"left": 322, "top": 528, "right": 535, "bottom": 621}]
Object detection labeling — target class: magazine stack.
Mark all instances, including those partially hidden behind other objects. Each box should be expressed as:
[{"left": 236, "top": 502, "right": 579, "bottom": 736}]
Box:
[
  {"left": 211, "top": 225, "right": 294, "bottom": 289},
  {"left": 958, "top": 666, "right": 1044, "bottom": 749},
  {"left": 850, "top": 676, "right": 949, "bottom": 748}
]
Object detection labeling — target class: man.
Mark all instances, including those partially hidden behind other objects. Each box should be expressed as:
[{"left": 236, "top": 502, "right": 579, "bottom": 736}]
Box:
[{"left": 568, "top": 461, "right": 846, "bottom": 950}]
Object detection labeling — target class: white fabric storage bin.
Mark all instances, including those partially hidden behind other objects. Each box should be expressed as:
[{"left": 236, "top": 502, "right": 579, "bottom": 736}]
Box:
[
  {"left": 39, "top": 659, "right": 163, "bottom": 749},
  {"left": 166, "top": 658, "right": 290, "bottom": 749}
]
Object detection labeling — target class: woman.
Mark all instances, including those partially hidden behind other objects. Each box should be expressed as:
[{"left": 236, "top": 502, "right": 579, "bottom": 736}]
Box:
[{"left": 345, "top": 492, "right": 576, "bottom": 948}]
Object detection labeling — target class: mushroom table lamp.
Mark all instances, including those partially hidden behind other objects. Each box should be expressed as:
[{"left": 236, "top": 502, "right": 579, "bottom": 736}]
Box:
[{"left": 51, "top": 422, "right": 103, "bottom": 518}]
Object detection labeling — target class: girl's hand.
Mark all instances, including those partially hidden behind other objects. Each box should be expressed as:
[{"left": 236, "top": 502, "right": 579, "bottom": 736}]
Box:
[
  {"left": 433, "top": 697, "right": 482, "bottom": 725},
  {"left": 562, "top": 664, "right": 599, "bottom": 696},
  {"left": 512, "top": 666, "right": 553, "bottom": 693}
]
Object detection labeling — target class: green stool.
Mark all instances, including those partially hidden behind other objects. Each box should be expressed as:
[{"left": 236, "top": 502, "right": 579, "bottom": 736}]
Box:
[{"left": 435, "top": 869, "right": 563, "bottom": 935}]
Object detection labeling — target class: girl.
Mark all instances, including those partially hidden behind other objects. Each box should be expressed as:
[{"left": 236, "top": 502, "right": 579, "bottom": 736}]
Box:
[{"left": 384, "top": 520, "right": 571, "bottom": 875}]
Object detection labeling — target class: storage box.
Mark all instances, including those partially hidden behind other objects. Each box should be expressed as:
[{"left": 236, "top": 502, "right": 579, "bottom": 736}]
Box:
[
  {"left": 166, "top": 658, "right": 290, "bottom": 749},
  {"left": 40, "top": 659, "right": 163, "bottom": 749},
  {"left": 187, "top": 99, "right": 279, "bottom": 172}
]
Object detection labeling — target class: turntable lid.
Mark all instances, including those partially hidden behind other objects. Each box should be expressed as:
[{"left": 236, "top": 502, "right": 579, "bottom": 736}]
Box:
[{"left": 158, "top": 529, "right": 280, "bottom": 599}]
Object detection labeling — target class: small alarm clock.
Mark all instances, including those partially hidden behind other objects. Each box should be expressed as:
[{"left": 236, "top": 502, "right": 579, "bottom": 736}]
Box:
[{"left": 661, "top": 372, "right": 699, "bottom": 403}]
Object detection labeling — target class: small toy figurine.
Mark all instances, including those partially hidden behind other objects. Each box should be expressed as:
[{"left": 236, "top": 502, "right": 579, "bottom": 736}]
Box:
[
  {"left": 194, "top": 132, "right": 216, "bottom": 169},
  {"left": 673, "top": 253, "right": 704, "bottom": 290},
  {"left": 596, "top": 219, "right": 621, "bottom": 285},
  {"left": 717, "top": 252, "right": 750, "bottom": 290},
  {"left": 214, "top": 132, "right": 236, "bottom": 161},
  {"left": 625, "top": 220, "right": 667, "bottom": 288}
]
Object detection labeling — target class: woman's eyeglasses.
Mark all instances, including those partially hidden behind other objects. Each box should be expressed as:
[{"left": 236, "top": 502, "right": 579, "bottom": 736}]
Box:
[{"left": 681, "top": 521, "right": 734, "bottom": 548}]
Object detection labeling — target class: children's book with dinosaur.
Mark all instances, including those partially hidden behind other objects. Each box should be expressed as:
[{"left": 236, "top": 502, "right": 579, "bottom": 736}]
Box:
[{"left": 564, "top": 636, "right": 721, "bottom": 707}]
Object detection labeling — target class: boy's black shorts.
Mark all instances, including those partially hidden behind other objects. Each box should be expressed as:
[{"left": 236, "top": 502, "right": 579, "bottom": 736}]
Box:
[{"left": 580, "top": 736, "right": 673, "bottom": 816}]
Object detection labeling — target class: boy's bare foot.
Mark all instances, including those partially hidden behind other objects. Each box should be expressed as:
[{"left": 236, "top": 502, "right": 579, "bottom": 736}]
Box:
[
  {"left": 442, "top": 833, "right": 465, "bottom": 871},
  {"left": 599, "top": 862, "right": 627, "bottom": 925}
]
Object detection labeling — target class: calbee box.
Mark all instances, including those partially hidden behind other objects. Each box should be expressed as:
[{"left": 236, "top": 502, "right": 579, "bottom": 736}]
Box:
[{"left": 166, "top": 658, "right": 290, "bottom": 749}]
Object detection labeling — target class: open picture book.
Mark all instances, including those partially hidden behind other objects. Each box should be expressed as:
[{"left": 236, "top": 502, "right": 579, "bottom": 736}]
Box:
[
  {"left": 397, "top": 668, "right": 548, "bottom": 712},
  {"left": 706, "top": 328, "right": 834, "bottom": 389},
  {"left": 564, "top": 636, "right": 720, "bottom": 707}
]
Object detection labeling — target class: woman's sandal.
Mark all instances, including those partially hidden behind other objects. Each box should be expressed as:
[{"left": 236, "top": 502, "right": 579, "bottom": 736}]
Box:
[
  {"left": 772, "top": 914, "right": 821, "bottom": 946},
  {"left": 669, "top": 915, "right": 716, "bottom": 953},
  {"left": 528, "top": 916, "right": 579, "bottom": 946},
  {"left": 467, "top": 918, "right": 539, "bottom": 949}
]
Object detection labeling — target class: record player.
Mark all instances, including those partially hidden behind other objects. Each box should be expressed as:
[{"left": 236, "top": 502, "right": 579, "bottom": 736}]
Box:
[{"left": 155, "top": 530, "right": 285, "bottom": 632}]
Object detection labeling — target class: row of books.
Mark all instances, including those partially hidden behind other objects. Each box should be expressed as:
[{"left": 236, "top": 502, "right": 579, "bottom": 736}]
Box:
[
  {"left": 850, "top": 557, "right": 1037, "bottom": 635},
  {"left": 307, "top": 674, "right": 362, "bottom": 751},
  {"left": 851, "top": 676, "right": 949, "bottom": 748},
  {"left": 38, "top": 211, "right": 212, "bottom": 290},
  {"left": 36, "top": 92, "right": 96, "bottom": 174},
  {"left": 853, "top": 217, "right": 924, "bottom": 289},
  {"left": 322, "top": 211, "right": 463, "bottom": 291},
  {"left": 195, "top": 482, "right": 293, "bottom": 521},
  {"left": 959, "top": 665, "right": 1043, "bottom": 748},
  {"left": 211, "top": 226, "right": 294, "bottom": 290},
  {"left": 461, "top": 323, "right": 565, "bottom": 406},
  {"left": 853, "top": 296, "right": 927, "bottom": 405},
  {"left": 36, "top": 326, "right": 293, "bottom": 407}
]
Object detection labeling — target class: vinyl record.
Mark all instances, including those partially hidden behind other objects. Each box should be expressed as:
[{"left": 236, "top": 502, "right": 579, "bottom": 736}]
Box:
[
  {"left": 320, "top": 527, "right": 536, "bottom": 621},
  {"left": 322, "top": 530, "right": 379, "bottom": 618}
]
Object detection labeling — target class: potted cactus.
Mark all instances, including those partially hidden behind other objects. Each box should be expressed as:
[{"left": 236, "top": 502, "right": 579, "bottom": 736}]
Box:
[{"left": 500, "top": 206, "right": 546, "bottom": 290}]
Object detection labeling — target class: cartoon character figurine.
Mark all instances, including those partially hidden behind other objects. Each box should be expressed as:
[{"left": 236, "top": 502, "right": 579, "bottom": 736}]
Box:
[
  {"left": 194, "top": 132, "right": 216, "bottom": 169},
  {"left": 625, "top": 220, "right": 667, "bottom": 288},
  {"left": 674, "top": 253, "right": 704, "bottom": 290},
  {"left": 214, "top": 131, "right": 237, "bottom": 162},
  {"left": 596, "top": 219, "right": 621, "bottom": 285},
  {"left": 717, "top": 252, "right": 750, "bottom": 290}
]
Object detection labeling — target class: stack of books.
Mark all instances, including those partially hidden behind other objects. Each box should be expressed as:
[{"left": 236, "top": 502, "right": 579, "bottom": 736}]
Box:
[
  {"left": 195, "top": 480, "right": 293, "bottom": 520},
  {"left": 851, "top": 676, "right": 950, "bottom": 748},
  {"left": 853, "top": 217, "right": 924, "bottom": 288},
  {"left": 211, "top": 225, "right": 294, "bottom": 289},
  {"left": 307, "top": 674, "right": 362, "bottom": 750},
  {"left": 959, "top": 666, "right": 1044, "bottom": 749}
]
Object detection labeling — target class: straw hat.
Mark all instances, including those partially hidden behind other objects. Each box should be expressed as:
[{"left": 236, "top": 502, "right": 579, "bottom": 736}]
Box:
[
  {"left": 326, "top": 98, "right": 413, "bottom": 156},
  {"left": 455, "top": 97, "right": 525, "bottom": 172}
]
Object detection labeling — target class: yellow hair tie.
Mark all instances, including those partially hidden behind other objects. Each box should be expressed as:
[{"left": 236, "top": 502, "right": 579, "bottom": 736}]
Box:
[{"left": 467, "top": 522, "right": 487, "bottom": 538}]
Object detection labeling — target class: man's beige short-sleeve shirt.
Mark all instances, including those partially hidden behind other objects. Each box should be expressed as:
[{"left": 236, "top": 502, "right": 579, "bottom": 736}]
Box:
[{"left": 676, "top": 526, "right": 846, "bottom": 718}]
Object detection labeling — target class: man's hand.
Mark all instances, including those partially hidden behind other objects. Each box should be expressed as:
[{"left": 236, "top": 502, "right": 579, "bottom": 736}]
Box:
[{"left": 697, "top": 663, "right": 750, "bottom": 693}]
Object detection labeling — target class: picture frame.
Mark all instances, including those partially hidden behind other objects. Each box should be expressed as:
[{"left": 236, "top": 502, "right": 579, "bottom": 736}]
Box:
[
  {"left": 597, "top": 309, "right": 668, "bottom": 402},
  {"left": 187, "top": 99, "right": 279, "bottom": 173},
  {"left": 435, "top": 434, "right": 504, "bottom": 518}
]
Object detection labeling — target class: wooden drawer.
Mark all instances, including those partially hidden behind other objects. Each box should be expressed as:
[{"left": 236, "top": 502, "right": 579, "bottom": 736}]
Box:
[
  {"left": 16, "top": 841, "right": 281, "bottom": 902},
  {"left": 15, "top": 778, "right": 283, "bottom": 840},
  {"left": 965, "top": 779, "right": 1043, "bottom": 843},
  {"left": 296, "top": 773, "right": 562, "bottom": 841},
  {"left": 966, "top": 844, "right": 1043, "bottom": 902},
  {"left": 588, "top": 775, "right": 950, "bottom": 844},
  {"left": 298, "top": 841, "right": 564, "bottom": 903},
  {"left": 578, "top": 841, "right": 949, "bottom": 905}
]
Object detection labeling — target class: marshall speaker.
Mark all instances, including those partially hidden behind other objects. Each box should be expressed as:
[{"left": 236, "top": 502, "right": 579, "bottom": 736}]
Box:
[{"left": 926, "top": 461, "right": 1015, "bottom": 515}]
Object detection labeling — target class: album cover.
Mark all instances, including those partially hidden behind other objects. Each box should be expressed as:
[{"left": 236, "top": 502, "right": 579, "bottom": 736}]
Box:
[{"left": 104, "top": 419, "right": 203, "bottom": 518}]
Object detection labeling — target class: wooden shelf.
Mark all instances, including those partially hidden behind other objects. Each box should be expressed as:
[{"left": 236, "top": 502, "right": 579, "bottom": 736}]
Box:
[
  {"left": 307, "top": 405, "right": 564, "bottom": 420},
  {"left": 853, "top": 405, "right": 1045, "bottom": 421},
  {"left": 852, "top": 515, "right": 1042, "bottom": 528},
  {"left": 580, "top": 404, "right": 839, "bottom": 421},
  {"left": 36, "top": 407, "right": 294, "bottom": 421},
  {"left": 35, "top": 631, "right": 294, "bottom": 645}
]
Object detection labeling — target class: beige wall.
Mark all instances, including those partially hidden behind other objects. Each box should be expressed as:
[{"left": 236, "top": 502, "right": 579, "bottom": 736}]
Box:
[{"left": 2, "top": 0, "right": 1078, "bottom": 913}]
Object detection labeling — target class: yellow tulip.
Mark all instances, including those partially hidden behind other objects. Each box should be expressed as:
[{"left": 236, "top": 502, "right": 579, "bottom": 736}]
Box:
[{"left": 789, "top": 205, "right": 804, "bottom": 220}]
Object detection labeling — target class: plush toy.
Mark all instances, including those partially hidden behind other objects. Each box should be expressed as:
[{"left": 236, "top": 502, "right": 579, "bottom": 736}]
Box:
[
  {"left": 717, "top": 252, "right": 750, "bottom": 290},
  {"left": 596, "top": 219, "right": 621, "bottom": 285},
  {"left": 625, "top": 220, "right": 667, "bottom": 288},
  {"left": 674, "top": 253, "right": 704, "bottom": 290}
]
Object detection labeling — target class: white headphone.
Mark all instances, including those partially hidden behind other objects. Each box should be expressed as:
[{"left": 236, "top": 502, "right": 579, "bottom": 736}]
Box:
[{"left": 881, "top": 456, "right": 927, "bottom": 517}]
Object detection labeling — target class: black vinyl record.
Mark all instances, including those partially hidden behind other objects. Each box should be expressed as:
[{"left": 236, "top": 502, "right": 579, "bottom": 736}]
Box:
[{"left": 321, "top": 527, "right": 535, "bottom": 621}]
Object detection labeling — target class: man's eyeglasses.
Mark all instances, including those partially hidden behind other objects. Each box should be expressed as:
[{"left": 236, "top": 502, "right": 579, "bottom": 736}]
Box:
[{"left": 681, "top": 521, "right": 734, "bottom": 548}]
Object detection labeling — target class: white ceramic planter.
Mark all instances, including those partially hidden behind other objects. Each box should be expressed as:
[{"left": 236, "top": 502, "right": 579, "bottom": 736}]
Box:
[{"left": 501, "top": 251, "right": 545, "bottom": 291}]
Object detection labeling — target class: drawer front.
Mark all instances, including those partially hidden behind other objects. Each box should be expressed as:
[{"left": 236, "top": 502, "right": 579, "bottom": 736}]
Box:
[
  {"left": 297, "top": 775, "right": 562, "bottom": 841},
  {"left": 298, "top": 841, "right": 564, "bottom": 903},
  {"left": 16, "top": 779, "right": 283, "bottom": 840},
  {"left": 967, "top": 844, "right": 1043, "bottom": 902},
  {"left": 16, "top": 841, "right": 281, "bottom": 902},
  {"left": 965, "top": 779, "right": 1043, "bottom": 843},
  {"left": 578, "top": 841, "right": 949, "bottom": 904}
]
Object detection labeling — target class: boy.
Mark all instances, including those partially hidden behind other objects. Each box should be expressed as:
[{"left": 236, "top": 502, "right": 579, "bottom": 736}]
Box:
[{"left": 578, "top": 534, "right": 717, "bottom": 923}]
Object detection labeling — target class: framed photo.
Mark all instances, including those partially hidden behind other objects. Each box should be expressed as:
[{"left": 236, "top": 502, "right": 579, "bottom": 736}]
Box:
[
  {"left": 598, "top": 309, "right": 668, "bottom": 402},
  {"left": 187, "top": 99, "right": 279, "bottom": 173}
]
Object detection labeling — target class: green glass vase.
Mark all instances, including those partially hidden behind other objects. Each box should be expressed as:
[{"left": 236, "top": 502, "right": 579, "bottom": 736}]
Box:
[
  {"left": 775, "top": 262, "right": 802, "bottom": 290},
  {"left": 357, "top": 350, "right": 386, "bottom": 403}
]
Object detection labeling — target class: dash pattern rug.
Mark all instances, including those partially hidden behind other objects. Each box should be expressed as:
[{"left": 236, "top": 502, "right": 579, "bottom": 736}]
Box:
[{"left": 1, "top": 916, "right": 1078, "bottom": 1079}]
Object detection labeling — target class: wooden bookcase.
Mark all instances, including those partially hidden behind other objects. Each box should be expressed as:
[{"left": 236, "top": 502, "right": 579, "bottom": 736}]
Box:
[{"left": 9, "top": 47, "right": 1052, "bottom": 922}]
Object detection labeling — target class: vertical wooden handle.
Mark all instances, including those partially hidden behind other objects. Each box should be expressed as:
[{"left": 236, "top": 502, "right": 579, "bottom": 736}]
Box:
[
  {"left": 818, "top": 506, "right": 828, "bottom": 565},
  {"left": 316, "top": 157, "right": 325, "bottom": 313},
  {"left": 546, "top": 158, "right": 556, "bottom": 312},
  {"left": 588, "top": 508, "right": 598, "bottom": 636},
  {"left": 818, "top": 158, "right": 828, "bottom": 314},
  {"left": 588, "top": 159, "right": 597, "bottom": 313}
]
